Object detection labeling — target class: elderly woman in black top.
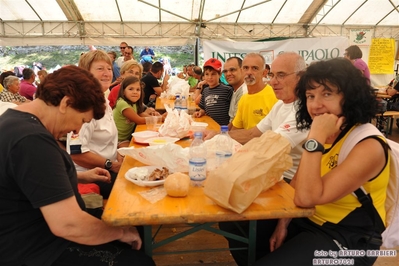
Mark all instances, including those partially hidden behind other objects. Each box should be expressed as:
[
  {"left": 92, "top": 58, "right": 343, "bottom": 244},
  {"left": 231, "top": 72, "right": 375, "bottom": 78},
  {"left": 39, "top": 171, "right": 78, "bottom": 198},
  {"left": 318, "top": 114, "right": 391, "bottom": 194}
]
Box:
[{"left": 0, "top": 65, "right": 154, "bottom": 266}]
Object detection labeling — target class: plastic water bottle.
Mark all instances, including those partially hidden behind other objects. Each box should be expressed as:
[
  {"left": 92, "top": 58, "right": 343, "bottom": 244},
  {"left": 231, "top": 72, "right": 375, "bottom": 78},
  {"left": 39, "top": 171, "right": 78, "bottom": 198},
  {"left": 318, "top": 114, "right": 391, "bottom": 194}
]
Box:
[
  {"left": 189, "top": 132, "right": 207, "bottom": 187},
  {"left": 216, "top": 125, "right": 232, "bottom": 165},
  {"left": 180, "top": 96, "right": 188, "bottom": 113},
  {"left": 174, "top": 95, "right": 181, "bottom": 112}
]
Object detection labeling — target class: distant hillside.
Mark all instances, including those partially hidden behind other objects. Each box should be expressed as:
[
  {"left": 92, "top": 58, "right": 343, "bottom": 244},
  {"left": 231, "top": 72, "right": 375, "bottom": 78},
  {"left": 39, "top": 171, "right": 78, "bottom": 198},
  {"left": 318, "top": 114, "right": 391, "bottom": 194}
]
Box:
[{"left": 0, "top": 45, "right": 199, "bottom": 72}]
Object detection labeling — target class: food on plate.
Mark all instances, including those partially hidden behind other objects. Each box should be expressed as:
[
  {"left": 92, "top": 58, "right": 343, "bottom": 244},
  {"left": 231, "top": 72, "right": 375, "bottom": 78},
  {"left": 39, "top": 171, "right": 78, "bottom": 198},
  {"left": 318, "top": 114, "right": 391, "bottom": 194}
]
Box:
[
  {"left": 148, "top": 167, "right": 170, "bottom": 181},
  {"left": 164, "top": 172, "right": 190, "bottom": 197},
  {"left": 131, "top": 167, "right": 149, "bottom": 181}
]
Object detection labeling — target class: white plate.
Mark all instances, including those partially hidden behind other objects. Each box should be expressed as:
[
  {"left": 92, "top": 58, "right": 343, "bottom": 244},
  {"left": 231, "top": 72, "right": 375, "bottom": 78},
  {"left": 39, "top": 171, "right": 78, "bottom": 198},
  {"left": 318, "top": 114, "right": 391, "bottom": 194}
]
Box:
[
  {"left": 145, "top": 137, "right": 180, "bottom": 146},
  {"left": 131, "top": 131, "right": 159, "bottom": 144},
  {"left": 125, "top": 166, "right": 170, "bottom": 187}
]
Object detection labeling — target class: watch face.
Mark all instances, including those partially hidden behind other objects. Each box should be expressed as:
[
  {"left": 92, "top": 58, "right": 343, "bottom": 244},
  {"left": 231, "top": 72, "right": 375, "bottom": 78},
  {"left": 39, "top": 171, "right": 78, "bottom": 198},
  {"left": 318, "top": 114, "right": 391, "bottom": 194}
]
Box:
[
  {"left": 105, "top": 160, "right": 112, "bottom": 169},
  {"left": 306, "top": 140, "right": 317, "bottom": 151}
]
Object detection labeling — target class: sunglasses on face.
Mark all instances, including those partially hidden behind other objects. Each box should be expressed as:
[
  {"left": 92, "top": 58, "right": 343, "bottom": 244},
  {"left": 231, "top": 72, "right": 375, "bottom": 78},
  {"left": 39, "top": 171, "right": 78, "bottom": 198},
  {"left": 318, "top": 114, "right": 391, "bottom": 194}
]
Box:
[{"left": 120, "top": 46, "right": 126, "bottom": 49}]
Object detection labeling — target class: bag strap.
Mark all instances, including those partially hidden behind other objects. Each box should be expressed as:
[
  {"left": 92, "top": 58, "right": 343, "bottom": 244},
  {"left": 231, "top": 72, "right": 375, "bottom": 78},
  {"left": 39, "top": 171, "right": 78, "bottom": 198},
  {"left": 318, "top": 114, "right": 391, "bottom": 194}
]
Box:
[{"left": 338, "top": 124, "right": 386, "bottom": 233}]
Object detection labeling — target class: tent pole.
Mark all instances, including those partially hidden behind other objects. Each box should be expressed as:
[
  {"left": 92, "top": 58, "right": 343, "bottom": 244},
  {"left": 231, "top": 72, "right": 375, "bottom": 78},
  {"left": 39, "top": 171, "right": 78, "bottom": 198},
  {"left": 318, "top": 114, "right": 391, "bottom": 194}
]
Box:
[{"left": 194, "top": 37, "right": 200, "bottom": 66}]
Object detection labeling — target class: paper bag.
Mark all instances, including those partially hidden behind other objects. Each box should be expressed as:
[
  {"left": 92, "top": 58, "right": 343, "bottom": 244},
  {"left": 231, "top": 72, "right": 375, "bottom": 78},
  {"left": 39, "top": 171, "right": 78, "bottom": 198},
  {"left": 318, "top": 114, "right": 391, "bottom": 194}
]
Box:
[{"left": 204, "top": 131, "right": 293, "bottom": 214}]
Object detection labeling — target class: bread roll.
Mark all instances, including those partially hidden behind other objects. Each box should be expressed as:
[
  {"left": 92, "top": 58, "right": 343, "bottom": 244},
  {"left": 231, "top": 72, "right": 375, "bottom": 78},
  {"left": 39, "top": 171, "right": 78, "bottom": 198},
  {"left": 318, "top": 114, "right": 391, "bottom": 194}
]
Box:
[{"left": 164, "top": 172, "right": 190, "bottom": 197}]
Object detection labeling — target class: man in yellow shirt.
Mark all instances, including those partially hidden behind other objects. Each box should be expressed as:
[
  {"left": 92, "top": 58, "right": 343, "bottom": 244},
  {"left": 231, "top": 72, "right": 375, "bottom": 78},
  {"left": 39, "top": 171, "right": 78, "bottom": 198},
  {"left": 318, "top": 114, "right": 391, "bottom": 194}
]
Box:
[{"left": 231, "top": 53, "right": 278, "bottom": 129}]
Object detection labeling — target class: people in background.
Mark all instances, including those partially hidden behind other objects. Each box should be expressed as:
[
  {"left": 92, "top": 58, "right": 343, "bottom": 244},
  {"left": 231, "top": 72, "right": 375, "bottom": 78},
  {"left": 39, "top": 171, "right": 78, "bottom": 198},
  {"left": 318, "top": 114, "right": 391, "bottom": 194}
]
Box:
[
  {"left": 186, "top": 64, "right": 199, "bottom": 90},
  {"left": 189, "top": 66, "right": 203, "bottom": 92},
  {"left": 231, "top": 53, "right": 278, "bottom": 130},
  {"left": 263, "top": 63, "right": 271, "bottom": 84},
  {"left": 107, "top": 51, "right": 121, "bottom": 83},
  {"left": 0, "top": 65, "right": 155, "bottom": 266},
  {"left": 0, "top": 75, "right": 29, "bottom": 105},
  {"left": 254, "top": 57, "right": 387, "bottom": 266},
  {"left": 344, "top": 45, "right": 370, "bottom": 81},
  {"left": 222, "top": 56, "right": 247, "bottom": 127},
  {"left": 140, "top": 46, "right": 155, "bottom": 64},
  {"left": 142, "top": 61, "right": 152, "bottom": 76},
  {"left": 177, "top": 65, "right": 188, "bottom": 79},
  {"left": 0, "top": 71, "right": 15, "bottom": 92},
  {"left": 385, "top": 73, "right": 399, "bottom": 96},
  {"left": 66, "top": 50, "right": 122, "bottom": 199},
  {"left": 113, "top": 76, "right": 161, "bottom": 148},
  {"left": 36, "top": 69, "right": 48, "bottom": 84},
  {"left": 194, "top": 58, "right": 233, "bottom": 126},
  {"left": 116, "top": 46, "right": 135, "bottom": 68},
  {"left": 119, "top": 41, "right": 128, "bottom": 56},
  {"left": 19, "top": 68, "right": 37, "bottom": 100},
  {"left": 141, "top": 61, "right": 169, "bottom": 105}
]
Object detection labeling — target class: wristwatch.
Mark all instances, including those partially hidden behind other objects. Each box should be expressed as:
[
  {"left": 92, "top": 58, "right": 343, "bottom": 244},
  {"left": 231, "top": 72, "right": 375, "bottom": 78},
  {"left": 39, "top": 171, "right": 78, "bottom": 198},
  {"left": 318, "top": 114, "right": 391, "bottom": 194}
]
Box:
[
  {"left": 302, "top": 139, "right": 325, "bottom": 153},
  {"left": 104, "top": 159, "right": 113, "bottom": 170}
]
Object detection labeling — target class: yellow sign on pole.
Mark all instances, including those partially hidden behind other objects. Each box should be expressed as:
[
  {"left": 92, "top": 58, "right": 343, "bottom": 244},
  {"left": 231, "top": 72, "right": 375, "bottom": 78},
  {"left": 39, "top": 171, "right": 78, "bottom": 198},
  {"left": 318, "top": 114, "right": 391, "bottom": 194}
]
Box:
[{"left": 368, "top": 38, "right": 395, "bottom": 74}]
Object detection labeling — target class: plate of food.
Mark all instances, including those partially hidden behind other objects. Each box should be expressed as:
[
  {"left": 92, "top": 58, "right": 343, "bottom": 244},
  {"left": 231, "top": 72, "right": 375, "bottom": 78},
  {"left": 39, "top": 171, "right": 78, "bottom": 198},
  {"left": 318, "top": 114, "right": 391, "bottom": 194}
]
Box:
[{"left": 125, "top": 166, "right": 171, "bottom": 187}]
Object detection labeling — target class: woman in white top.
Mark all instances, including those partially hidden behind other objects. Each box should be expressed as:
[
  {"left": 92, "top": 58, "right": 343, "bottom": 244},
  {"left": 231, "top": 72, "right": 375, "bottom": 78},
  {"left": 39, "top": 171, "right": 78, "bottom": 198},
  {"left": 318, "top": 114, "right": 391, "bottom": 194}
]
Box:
[{"left": 67, "top": 50, "right": 123, "bottom": 198}]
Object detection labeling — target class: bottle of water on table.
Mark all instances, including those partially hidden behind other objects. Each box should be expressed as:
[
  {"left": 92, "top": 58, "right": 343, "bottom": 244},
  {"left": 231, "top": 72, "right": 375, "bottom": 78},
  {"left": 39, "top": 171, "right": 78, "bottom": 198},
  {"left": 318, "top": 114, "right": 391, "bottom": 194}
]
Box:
[
  {"left": 189, "top": 132, "right": 207, "bottom": 187},
  {"left": 216, "top": 125, "right": 232, "bottom": 165},
  {"left": 174, "top": 95, "right": 181, "bottom": 112},
  {"left": 180, "top": 95, "right": 188, "bottom": 113}
]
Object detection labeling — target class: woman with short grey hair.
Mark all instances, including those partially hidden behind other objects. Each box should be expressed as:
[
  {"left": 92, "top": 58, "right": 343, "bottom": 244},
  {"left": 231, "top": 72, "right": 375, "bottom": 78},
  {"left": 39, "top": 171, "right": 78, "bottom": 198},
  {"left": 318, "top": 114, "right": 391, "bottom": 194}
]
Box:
[{"left": 0, "top": 75, "right": 28, "bottom": 104}]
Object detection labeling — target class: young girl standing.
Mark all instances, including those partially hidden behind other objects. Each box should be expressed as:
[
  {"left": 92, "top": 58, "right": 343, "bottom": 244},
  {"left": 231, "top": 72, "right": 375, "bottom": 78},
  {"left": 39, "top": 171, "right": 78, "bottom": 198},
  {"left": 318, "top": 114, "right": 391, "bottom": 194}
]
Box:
[{"left": 113, "top": 76, "right": 161, "bottom": 147}]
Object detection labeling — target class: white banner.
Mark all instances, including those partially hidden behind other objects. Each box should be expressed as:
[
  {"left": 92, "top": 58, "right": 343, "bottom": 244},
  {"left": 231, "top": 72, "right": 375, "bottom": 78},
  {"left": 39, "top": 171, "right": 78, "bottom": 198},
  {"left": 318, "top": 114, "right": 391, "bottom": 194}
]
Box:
[{"left": 203, "top": 37, "right": 349, "bottom": 65}]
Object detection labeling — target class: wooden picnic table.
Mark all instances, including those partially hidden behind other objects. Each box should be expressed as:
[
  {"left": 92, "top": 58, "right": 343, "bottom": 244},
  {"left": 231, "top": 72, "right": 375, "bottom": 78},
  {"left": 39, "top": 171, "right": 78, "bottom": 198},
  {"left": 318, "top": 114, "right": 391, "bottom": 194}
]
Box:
[{"left": 102, "top": 116, "right": 315, "bottom": 265}]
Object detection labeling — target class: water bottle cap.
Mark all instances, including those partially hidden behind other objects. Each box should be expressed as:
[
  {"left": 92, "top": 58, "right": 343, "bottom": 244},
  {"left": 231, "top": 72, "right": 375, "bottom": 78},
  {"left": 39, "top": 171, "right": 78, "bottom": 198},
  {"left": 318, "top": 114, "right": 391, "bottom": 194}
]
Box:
[
  {"left": 194, "top": 131, "right": 203, "bottom": 138},
  {"left": 221, "top": 125, "right": 228, "bottom": 132}
]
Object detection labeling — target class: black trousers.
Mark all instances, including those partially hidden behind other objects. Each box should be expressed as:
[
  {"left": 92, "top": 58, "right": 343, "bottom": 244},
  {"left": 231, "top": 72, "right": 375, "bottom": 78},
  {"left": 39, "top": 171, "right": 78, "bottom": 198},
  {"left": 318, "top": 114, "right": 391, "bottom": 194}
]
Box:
[
  {"left": 219, "top": 219, "right": 278, "bottom": 266},
  {"left": 220, "top": 218, "right": 380, "bottom": 266},
  {"left": 52, "top": 241, "right": 155, "bottom": 266},
  {"left": 51, "top": 208, "right": 154, "bottom": 266}
]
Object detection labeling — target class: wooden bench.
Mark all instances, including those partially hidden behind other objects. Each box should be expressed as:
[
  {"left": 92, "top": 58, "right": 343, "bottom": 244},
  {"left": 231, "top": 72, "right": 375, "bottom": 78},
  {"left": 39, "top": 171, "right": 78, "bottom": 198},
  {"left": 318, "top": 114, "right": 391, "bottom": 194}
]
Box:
[{"left": 375, "top": 111, "right": 399, "bottom": 136}]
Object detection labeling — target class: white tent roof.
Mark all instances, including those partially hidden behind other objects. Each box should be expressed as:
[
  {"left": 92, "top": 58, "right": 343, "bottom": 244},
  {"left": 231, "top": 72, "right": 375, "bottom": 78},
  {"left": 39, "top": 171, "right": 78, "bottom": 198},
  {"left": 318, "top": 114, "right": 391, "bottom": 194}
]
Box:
[{"left": 1, "top": 0, "right": 398, "bottom": 46}]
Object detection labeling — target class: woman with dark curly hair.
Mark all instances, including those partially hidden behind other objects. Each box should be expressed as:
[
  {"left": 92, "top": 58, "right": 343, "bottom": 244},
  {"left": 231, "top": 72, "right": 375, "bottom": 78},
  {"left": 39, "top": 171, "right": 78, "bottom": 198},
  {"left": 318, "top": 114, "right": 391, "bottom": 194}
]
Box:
[{"left": 254, "top": 58, "right": 389, "bottom": 266}]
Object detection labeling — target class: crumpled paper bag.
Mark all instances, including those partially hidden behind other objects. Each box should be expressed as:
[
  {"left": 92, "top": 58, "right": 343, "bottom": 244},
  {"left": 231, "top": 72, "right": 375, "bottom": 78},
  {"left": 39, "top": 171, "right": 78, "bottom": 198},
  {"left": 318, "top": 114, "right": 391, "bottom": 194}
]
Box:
[
  {"left": 117, "top": 134, "right": 243, "bottom": 173},
  {"left": 159, "top": 105, "right": 192, "bottom": 138},
  {"left": 204, "top": 131, "right": 293, "bottom": 214}
]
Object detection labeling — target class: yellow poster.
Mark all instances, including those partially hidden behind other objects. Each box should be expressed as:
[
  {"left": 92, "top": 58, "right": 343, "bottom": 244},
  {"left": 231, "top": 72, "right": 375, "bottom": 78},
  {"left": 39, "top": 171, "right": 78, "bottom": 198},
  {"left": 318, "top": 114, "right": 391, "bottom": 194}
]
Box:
[{"left": 368, "top": 38, "right": 395, "bottom": 74}]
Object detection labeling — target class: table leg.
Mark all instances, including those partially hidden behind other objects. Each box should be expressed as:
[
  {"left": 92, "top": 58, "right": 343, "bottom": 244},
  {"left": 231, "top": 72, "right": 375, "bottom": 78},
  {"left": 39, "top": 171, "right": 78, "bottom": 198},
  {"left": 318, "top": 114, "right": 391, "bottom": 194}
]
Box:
[
  {"left": 143, "top": 225, "right": 153, "bottom": 257},
  {"left": 248, "top": 220, "right": 257, "bottom": 265}
]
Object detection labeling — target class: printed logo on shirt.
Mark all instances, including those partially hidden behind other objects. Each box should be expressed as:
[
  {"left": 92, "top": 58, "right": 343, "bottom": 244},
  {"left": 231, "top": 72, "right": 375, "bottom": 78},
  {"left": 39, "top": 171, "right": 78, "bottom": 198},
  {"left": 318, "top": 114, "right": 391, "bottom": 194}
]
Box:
[
  {"left": 280, "top": 123, "right": 291, "bottom": 131},
  {"left": 327, "top": 154, "right": 338, "bottom": 169},
  {"left": 205, "top": 94, "right": 219, "bottom": 107},
  {"left": 252, "top": 108, "right": 266, "bottom": 117}
]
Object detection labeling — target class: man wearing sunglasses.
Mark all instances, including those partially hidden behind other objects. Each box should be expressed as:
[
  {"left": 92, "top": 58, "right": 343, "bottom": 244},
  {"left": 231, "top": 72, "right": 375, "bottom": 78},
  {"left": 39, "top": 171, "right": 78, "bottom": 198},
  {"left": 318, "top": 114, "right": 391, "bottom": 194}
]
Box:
[
  {"left": 116, "top": 46, "right": 135, "bottom": 68},
  {"left": 119, "top": 42, "right": 128, "bottom": 56}
]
